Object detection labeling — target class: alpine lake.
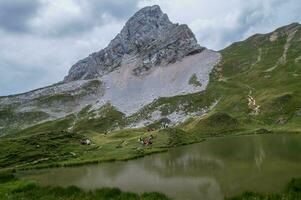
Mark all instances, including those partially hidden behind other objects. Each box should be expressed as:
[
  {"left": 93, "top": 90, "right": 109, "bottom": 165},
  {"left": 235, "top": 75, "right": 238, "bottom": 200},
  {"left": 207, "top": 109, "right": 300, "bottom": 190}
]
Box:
[{"left": 19, "top": 134, "right": 301, "bottom": 200}]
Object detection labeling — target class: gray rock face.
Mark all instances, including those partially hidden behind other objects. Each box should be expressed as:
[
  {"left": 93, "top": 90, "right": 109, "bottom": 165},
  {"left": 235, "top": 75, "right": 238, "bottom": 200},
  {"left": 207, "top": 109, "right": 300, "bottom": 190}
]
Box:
[{"left": 64, "top": 5, "right": 204, "bottom": 82}]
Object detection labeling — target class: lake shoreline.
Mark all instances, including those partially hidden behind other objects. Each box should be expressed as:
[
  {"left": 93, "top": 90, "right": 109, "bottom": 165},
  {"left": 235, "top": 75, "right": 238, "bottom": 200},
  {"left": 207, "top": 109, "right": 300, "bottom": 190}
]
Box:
[
  {"left": 9, "top": 129, "right": 299, "bottom": 174},
  {"left": 18, "top": 132, "right": 301, "bottom": 200}
]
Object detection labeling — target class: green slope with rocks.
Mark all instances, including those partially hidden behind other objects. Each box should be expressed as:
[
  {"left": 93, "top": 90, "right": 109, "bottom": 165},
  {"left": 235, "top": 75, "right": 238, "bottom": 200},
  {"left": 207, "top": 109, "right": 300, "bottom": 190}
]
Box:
[
  {"left": 0, "top": 23, "right": 301, "bottom": 170},
  {"left": 212, "top": 22, "right": 301, "bottom": 132}
]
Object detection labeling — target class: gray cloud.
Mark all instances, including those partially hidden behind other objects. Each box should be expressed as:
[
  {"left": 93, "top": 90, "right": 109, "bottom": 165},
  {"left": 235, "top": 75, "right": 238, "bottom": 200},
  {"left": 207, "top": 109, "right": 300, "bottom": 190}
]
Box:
[
  {"left": 57, "top": 0, "right": 138, "bottom": 36},
  {"left": 0, "top": 61, "right": 46, "bottom": 96},
  {"left": 63, "top": 0, "right": 139, "bottom": 36},
  {"left": 88, "top": 0, "right": 140, "bottom": 19},
  {"left": 0, "top": 0, "right": 139, "bottom": 37},
  {"left": 0, "top": 0, "right": 41, "bottom": 33}
]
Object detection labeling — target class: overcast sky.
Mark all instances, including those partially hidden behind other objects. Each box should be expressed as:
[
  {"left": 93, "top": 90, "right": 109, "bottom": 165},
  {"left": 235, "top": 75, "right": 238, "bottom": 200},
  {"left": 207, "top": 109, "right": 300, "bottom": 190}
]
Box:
[{"left": 0, "top": 0, "right": 300, "bottom": 96}]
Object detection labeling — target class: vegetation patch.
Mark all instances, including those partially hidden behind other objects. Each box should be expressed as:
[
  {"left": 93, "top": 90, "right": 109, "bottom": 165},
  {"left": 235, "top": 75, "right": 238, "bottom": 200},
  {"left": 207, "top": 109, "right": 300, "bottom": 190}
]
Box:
[
  {"left": 0, "top": 172, "right": 171, "bottom": 200},
  {"left": 0, "top": 171, "right": 17, "bottom": 183},
  {"left": 158, "top": 128, "right": 190, "bottom": 147},
  {"left": 36, "top": 94, "right": 75, "bottom": 106},
  {"left": 0, "top": 130, "right": 86, "bottom": 168},
  {"left": 0, "top": 108, "right": 49, "bottom": 136},
  {"left": 147, "top": 118, "right": 171, "bottom": 130},
  {"left": 189, "top": 73, "right": 202, "bottom": 87},
  {"left": 74, "top": 103, "right": 126, "bottom": 133},
  {"left": 226, "top": 178, "right": 301, "bottom": 200},
  {"left": 184, "top": 112, "right": 242, "bottom": 137},
  {"left": 128, "top": 90, "right": 216, "bottom": 123}
]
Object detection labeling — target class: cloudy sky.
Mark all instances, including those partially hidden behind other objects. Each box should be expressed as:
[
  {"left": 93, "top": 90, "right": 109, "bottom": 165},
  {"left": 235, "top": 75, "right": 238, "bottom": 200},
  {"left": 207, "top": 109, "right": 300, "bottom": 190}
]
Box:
[{"left": 0, "top": 0, "right": 300, "bottom": 96}]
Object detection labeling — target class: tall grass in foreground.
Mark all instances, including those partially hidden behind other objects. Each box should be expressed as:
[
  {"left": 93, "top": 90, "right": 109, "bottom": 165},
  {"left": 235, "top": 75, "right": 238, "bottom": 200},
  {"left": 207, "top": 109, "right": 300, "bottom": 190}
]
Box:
[
  {"left": 2, "top": 171, "right": 301, "bottom": 199},
  {"left": 226, "top": 178, "right": 301, "bottom": 200},
  {"left": 0, "top": 172, "right": 171, "bottom": 200}
]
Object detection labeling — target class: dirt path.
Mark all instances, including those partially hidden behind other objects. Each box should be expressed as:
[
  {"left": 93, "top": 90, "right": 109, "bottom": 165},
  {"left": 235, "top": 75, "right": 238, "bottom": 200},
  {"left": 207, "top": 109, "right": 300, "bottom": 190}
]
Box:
[{"left": 247, "top": 90, "right": 260, "bottom": 115}]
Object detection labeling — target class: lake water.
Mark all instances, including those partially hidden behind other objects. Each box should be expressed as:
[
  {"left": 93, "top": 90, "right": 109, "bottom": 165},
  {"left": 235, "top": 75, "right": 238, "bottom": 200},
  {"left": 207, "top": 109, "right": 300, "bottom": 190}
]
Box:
[{"left": 20, "top": 134, "right": 301, "bottom": 200}]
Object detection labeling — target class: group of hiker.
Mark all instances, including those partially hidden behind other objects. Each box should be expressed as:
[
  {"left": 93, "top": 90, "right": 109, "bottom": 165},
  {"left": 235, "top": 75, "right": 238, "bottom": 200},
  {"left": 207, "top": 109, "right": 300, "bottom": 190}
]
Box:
[
  {"left": 138, "top": 135, "right": 153, "bottom": 146},
  {"left": 147, "top": 127, "right": 155, "bottom": 132},
  {"left": 79, "top": 126, "right": 157, "bottom": 147},
  {"left": 80, "top": 136, "right": 154, "bottom": 147}
]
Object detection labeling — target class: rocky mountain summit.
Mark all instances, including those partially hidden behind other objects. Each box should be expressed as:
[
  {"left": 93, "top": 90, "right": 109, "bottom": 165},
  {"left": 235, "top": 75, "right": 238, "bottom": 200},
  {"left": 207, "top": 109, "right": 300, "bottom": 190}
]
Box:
[
  {"left": 0, "top": 5, "right": 300, "bottom": 142},
  {"left": 0, "top": 5, "right": 221, "bottom": 135},
  {"left": 64, "top": 5, "right": 204, "bottom": 81}
]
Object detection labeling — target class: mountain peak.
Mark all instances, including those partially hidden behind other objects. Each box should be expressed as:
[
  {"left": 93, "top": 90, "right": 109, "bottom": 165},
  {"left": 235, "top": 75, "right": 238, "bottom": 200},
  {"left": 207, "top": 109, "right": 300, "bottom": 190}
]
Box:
[
  {"left": 64, "top": 5, "right": 204, "bottom": 82},
  {"left": 130, "top": 5, "right": 165, "bottom": 19},
  {"left": 122, "top": 5, "right": 173, "bottom": 38}
]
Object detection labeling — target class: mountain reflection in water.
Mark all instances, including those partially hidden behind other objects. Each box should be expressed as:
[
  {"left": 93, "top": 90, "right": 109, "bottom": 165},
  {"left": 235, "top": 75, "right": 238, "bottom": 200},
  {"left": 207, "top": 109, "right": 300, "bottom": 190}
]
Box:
[{"left": 20, "top": 134, "right": 301, "bottom": 200}]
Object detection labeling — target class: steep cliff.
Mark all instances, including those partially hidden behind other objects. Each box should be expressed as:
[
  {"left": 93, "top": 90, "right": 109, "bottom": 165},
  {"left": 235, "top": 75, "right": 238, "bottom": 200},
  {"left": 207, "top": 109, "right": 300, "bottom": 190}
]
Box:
[{"left": 64, "top": 5, "right": 204, "bottom": 81}]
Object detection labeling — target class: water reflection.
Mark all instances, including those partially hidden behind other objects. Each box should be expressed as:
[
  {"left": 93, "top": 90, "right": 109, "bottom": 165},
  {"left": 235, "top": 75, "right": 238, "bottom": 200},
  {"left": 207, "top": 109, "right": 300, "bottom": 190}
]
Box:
[{"left": 20, "top": 134, "right": 301, "bottom": 200}]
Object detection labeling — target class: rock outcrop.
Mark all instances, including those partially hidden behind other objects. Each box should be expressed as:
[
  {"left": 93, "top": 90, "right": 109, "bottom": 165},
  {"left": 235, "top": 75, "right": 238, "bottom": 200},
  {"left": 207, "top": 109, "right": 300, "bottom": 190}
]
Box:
[{"left": 64, "top": 5, "right": 204, "bottom": 82}]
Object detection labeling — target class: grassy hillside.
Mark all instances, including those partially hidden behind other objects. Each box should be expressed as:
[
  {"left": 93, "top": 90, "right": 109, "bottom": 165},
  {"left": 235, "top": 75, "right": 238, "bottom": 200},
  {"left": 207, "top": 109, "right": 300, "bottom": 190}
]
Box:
[
  {"left": 212, "top": 23, "right": 301, "bottom": 132},
  {"left": 0, "top": 23, "right": 300, "bottom": 171},
  {"left": 0, "top": 79, "right": 103, "bottom": 135}
]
